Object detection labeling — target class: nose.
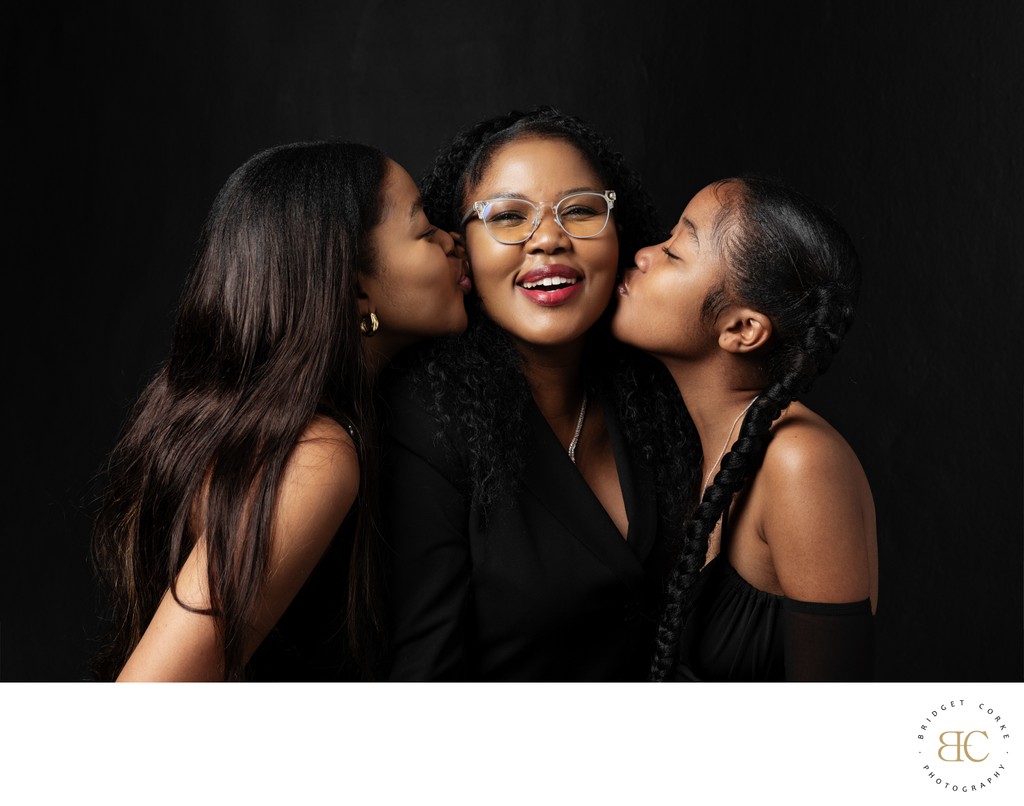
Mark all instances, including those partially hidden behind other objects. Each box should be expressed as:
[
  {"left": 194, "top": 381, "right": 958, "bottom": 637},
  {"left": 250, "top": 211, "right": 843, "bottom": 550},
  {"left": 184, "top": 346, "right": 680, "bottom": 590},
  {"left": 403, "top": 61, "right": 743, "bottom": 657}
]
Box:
[
  {"left": 436, "top": 228, "right": 456, "bottom": 255},
  {"left": 526, "top": 206, "right": 569, "bottom": 253},
  {"left": 634, "top": 244, "right": 655, "bottom": 272}
]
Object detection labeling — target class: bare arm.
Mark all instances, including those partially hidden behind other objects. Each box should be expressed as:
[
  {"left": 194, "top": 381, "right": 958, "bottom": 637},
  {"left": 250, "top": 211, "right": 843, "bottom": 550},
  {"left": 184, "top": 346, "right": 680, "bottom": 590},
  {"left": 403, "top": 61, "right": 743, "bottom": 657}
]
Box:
[
  {"left": 760, "top": 415, "right": 877, "bottom": 609},
  {"left": 759, "top": 413, "right": 878, "bottom": 681},
  {"left": 117, "top": 418, "right": 359, "bottom": 682}
]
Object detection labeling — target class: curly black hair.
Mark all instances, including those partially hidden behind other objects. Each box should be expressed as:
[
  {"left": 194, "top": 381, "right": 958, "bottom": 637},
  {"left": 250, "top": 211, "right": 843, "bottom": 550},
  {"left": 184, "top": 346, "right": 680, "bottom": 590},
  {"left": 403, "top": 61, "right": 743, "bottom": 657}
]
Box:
[
  {"left": 420, "top": 104, "right": 664, "bottom": 281},
  {"left": 407, "top": 105, "right": 698, "bottom": 541}
]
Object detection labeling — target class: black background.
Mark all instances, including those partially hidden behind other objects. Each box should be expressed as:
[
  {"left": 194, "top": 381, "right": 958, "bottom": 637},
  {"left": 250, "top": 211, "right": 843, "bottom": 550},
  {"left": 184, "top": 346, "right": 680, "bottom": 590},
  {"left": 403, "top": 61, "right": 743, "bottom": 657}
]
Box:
[{"left": 6, "top": 1, "right": 1022, "bottom": 682}]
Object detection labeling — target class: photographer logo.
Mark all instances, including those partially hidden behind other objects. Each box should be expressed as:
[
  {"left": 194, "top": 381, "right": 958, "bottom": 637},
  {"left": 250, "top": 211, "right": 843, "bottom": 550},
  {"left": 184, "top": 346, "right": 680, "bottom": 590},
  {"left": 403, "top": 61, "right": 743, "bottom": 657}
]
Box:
[{"left": 917, "top": 699, "right": 1012, "bottom": 793}]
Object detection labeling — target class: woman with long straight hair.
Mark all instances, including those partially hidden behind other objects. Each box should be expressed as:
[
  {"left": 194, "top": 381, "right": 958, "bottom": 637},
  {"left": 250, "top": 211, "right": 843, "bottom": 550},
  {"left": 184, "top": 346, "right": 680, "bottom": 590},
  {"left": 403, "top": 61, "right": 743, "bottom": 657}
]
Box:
[{"left": 91, "top": 140, "right": 471, "bottom": 681}]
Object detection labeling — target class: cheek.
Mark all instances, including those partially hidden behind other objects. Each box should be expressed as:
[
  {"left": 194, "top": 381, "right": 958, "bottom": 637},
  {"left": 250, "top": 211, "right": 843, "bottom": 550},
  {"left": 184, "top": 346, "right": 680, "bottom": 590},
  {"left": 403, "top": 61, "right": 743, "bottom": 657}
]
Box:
[
  {"left": 582, "top": 235, "right": 620, "bottom": 286},
  {"left": 415, "top": 252, "right": 461, "bottom": 312},
  {"left": 616, "top": 277, "right": 698, "bottom": 352},
  {"left": 375, "top": 250, "right": 435, "bottom": 308},
  {"left": 465, "top": 242, "right": 515, "bottom": 295}
]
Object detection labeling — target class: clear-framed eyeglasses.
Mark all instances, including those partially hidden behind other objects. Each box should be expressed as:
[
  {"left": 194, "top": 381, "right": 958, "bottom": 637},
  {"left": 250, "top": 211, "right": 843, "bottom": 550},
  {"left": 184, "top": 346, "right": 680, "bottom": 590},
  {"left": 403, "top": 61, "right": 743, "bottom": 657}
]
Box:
[{"left": 460, "top": 190, "right": 617, "bottom": 245}]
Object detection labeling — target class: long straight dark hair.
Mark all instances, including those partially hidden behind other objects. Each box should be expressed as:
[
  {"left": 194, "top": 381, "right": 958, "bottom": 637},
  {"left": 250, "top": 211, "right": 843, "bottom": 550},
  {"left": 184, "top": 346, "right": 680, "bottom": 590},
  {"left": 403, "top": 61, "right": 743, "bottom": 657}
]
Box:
[{"left": 91, "top": 140, "right": 389, "bottom": 681}]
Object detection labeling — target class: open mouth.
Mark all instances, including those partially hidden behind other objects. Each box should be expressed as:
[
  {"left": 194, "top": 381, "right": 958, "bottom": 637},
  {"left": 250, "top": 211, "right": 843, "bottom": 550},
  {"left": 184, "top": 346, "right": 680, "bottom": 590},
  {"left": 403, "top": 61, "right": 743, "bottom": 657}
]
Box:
[
  {"left": 516, "top": 265, "right": 584, "bottom": 306},
  {"left": 520, "top": 276, "right": 578, "bottom": 290}
]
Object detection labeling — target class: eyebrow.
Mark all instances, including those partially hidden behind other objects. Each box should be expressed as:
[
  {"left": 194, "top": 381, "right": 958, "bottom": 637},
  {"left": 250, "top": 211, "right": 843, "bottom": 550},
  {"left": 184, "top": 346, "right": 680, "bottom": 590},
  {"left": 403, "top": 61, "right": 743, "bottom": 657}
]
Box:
[
  {"left": 481, "top": 186, "right": 600, "bottom": 201},
  {"left": 682, "top": 216, "right": 700, "bottom": 247},
  {"left": 409, "top": 198, "right": 424, "bottom": 220}
]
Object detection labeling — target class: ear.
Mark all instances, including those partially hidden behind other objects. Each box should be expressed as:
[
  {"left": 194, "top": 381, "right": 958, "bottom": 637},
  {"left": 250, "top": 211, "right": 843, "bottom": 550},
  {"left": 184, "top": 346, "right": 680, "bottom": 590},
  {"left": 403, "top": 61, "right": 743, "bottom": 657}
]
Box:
[
  {"left": 355, "top": 275, "right": 375, "bottom": 318},
  {"left": 718, "top": 307, "right": 772, "bottom": 354}
]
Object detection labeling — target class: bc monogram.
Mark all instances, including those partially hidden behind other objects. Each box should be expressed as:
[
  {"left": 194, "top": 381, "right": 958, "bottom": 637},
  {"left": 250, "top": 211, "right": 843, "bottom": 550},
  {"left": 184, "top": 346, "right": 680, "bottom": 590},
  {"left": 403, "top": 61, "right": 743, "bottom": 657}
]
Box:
[
  {"left": 937, "top": 730, "right": 989, "bottom": 762},
  {"left": 917, "top": 700, "right": 1012, "bottom": 794}
]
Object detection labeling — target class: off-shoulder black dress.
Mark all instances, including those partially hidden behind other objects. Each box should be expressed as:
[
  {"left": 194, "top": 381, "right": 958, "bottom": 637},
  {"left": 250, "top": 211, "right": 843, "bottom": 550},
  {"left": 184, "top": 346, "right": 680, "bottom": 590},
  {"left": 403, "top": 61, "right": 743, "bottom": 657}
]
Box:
[{"left": 671, "top": 510, "right": 874, "bottom": 682}]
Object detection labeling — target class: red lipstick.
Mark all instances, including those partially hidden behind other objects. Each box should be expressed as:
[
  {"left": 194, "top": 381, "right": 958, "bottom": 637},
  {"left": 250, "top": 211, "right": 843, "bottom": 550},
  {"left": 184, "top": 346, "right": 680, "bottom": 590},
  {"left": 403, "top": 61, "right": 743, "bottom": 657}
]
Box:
[{"left": 516, "top": 264, "right": 584, "bottom": 306}]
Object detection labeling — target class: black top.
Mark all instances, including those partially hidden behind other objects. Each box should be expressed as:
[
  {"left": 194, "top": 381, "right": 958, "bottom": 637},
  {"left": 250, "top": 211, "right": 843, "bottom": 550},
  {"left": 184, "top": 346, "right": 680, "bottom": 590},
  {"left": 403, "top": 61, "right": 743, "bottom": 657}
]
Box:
[
  {"left": 244, "top": 513, "right": 362, "bottom": 681},
  {"left": 380, "top": 370, "right": 671, "bottom": 682},
  {"left": 671, "top": 511, "right": 874, "bottom": 682},
  {"left": 245, "top": 417, "right": 363, "bottom": 682}
]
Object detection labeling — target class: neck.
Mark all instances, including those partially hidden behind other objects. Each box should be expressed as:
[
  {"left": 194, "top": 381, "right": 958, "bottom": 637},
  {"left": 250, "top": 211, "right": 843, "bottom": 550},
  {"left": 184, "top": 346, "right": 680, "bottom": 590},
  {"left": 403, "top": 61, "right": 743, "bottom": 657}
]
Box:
[
  {"left": 360, "top": 333, "right": 408, "bottom": 382},
  {"left": 515, "top": 336, "right": 586, "bottom": 427},
  {"left": 662, "top": 356, "right": 763, "bottom": 478}
]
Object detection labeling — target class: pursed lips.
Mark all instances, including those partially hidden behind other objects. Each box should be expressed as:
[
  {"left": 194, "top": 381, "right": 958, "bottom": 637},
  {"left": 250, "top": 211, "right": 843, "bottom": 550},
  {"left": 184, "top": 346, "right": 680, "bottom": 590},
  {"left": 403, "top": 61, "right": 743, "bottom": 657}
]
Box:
[
  {"left": 617, "top": 266, "right": 638, "bottom": 296},
  {"left": 453, "top": 256, "right": 472, "bottom": 292}
]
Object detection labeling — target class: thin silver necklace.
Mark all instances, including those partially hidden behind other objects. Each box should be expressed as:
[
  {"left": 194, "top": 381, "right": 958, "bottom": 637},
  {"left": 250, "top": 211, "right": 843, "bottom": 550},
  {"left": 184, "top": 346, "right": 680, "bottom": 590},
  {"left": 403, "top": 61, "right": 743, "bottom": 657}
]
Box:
[
  {"left": 700, "top": 395, "right": 758, "bottom": 499},
  {"left": 568, "top": 390, "right": 588, "bottom": 464}
]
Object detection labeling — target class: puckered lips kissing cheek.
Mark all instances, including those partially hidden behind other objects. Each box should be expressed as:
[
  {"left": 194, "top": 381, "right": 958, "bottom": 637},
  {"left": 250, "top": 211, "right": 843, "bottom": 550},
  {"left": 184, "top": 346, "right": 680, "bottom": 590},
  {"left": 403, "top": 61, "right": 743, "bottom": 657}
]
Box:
[
  {"left": 450, "top": 236, "right": 473, "bottom": 293},
  {"left": 456, "top": 256, "right": 473, "bottom": 293},
  {"left": 616, "top": 268, "right": 633, "bottom": 297},
  {"left": 516, "top": 264, "right": 584, "bottom": 306}
]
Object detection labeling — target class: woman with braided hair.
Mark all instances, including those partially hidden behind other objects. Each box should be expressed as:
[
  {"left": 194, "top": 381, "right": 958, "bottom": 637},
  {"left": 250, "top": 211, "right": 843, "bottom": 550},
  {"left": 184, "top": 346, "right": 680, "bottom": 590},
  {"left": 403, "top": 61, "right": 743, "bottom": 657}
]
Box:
[
  {"left": 379, "top": 106, "right": 694, "bottom": 680},
  {"left": 612, "top": 176, "right": 877, "bottom": 681}
]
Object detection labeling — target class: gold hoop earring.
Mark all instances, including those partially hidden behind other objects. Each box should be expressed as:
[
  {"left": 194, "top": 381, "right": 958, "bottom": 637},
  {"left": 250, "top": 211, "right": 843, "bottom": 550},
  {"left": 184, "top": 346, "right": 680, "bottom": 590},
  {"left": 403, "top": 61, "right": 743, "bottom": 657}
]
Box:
[{"left": 359, "top": 312, "right": 379, "bottom": 336}]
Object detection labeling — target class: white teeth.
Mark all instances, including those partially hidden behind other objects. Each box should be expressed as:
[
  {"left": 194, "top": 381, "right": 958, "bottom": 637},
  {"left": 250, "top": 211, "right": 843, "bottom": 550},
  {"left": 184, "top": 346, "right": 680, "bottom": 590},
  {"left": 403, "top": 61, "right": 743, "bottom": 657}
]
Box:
[{"left": 521, "top": 276, "right": 577, "bottom": 290}]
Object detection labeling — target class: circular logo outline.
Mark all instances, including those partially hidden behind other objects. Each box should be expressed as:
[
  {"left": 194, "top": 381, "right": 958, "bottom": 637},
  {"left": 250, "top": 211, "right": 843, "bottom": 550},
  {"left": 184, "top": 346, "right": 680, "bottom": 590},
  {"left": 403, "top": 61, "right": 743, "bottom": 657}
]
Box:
[{"left": 915, "top": 698, "right": 1013, "bottom": 794}]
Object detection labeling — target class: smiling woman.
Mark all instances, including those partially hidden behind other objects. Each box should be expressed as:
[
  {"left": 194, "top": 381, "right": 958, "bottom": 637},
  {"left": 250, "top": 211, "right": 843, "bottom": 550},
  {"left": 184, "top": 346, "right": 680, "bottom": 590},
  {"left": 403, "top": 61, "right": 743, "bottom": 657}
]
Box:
[
  {"left": 459, "top": 138, "right": 621, "bottom": 352},
  {"left": 378, "top": 106, "right": 696, "bottom": 681}
]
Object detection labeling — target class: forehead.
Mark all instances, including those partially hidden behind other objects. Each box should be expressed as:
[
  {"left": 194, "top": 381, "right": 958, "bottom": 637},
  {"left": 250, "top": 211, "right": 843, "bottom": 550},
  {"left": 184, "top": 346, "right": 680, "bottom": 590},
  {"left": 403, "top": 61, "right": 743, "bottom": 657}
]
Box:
[
  {"left": 470, "top": 136, "right": 603, "bottom": 198},
  {"left": 382, "top": 159, "right": 417, "bottom": 201},
  {"left": 682, "top": 184, "right": 729, "bottom": 224},
  {"left": 377, "top": 159, "right": 421, "bottom": 223}
]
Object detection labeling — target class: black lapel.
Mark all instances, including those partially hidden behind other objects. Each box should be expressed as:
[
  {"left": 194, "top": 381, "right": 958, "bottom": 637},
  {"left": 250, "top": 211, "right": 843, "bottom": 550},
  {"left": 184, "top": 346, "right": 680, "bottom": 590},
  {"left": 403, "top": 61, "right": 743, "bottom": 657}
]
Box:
[
  {"left": 603, "top": 396, "right": 657, "bottom": 565},
  {"left": 519, "top": 395, "right": 649, "bottom": 593}
]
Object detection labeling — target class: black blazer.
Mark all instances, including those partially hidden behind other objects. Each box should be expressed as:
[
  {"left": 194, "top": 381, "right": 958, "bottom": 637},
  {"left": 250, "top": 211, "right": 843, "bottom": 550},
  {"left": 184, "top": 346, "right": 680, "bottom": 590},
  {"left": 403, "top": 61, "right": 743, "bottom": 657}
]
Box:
[{"left": 380, "top": 371, "right": 670, "bottom": 681}]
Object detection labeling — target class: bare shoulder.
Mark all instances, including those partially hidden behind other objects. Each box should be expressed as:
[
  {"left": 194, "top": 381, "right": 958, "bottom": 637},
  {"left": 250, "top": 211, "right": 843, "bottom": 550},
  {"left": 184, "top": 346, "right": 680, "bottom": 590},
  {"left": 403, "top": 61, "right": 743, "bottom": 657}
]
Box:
[
  {"left": 756, "top": 402, "right": 877, "bottom": 606},
  {"left": 762, "top": 403, "right": 868, "bottom": 492},
  {"left": 289, "top": 415, "right": 359, "bottom": 480},
  {"left": 281, "top": 414, "right": 359, "bottom": 503},
  {"left": 273, "top": 415, "right": 360, "bottom": 554}
]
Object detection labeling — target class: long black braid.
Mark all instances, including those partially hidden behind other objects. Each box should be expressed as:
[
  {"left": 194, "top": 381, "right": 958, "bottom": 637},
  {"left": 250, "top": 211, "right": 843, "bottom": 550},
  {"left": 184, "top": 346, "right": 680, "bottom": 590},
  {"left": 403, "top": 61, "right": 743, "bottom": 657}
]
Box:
[{"left": 649, "top": 176, "right": 861, "bottom": 682}]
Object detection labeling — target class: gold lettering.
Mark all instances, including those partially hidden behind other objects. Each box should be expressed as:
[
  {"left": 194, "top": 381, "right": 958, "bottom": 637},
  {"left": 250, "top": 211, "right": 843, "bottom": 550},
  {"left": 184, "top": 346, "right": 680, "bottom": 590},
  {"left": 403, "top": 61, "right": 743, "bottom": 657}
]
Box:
[
  {"left": 938, "top": 731, "right": 964, "bottom": 762},
  {"left": 963, "top": 730, "right": 989, "bottom": 762}
]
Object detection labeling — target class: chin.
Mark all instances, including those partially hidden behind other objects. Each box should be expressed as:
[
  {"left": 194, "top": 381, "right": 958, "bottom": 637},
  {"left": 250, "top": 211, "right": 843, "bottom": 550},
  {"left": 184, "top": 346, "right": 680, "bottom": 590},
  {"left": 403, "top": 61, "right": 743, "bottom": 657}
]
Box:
[{"left": 609, "top": 316, "right": 634, "bottom": 346}]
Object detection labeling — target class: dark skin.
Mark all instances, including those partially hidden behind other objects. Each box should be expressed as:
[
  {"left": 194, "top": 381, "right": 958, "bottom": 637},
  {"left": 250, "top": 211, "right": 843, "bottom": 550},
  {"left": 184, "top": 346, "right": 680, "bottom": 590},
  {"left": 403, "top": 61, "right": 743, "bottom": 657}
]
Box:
[
  {"left": 613, "top": 183, "right": 877, "bottom": 607},
  {"left": 463, "top": 136, "right": 628, "bottom": 538}
]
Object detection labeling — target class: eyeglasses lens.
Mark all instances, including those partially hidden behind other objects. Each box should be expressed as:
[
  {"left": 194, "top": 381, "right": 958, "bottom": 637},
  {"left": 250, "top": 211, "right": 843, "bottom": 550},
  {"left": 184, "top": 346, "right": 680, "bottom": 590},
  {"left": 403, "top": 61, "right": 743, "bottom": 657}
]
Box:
[
  {"left": 480, "top": 193, "right": 610, "bottom": 243},
  {"left": 555, "top": 193, "right": 611, "bottom": 237}
]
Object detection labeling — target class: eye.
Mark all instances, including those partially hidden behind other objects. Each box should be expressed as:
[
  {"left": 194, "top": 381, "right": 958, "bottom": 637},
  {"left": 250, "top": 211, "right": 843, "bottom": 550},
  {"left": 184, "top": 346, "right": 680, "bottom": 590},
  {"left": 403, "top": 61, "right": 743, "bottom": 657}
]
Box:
[
  {"left": 420, "top": 226, "right": 438, "bottom": 240},
  {"left": 560, "top": 204, "right": 600, "bottom": 221},
  {"left": 480, "top": 199, "right": 534, "bottom": 229},
  {"left": 487, "top": 210, "right": 530, "bottom": 225},
  {"left": 662, "top": 246, "right": 681, "bottom": 260}
]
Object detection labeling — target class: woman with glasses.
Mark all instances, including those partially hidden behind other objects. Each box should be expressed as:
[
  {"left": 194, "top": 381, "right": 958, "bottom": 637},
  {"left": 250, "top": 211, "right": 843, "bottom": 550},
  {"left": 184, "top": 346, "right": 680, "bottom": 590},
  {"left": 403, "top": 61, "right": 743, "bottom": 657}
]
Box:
[
  {"left": 612, "top": 177, "right": 877, "bottom": 681},
  {"left": 380, "top": 106, "right": 693, "bottom": 681},
  {"left": 91, "top": 140, "right": 471, "bottom": 681}
]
